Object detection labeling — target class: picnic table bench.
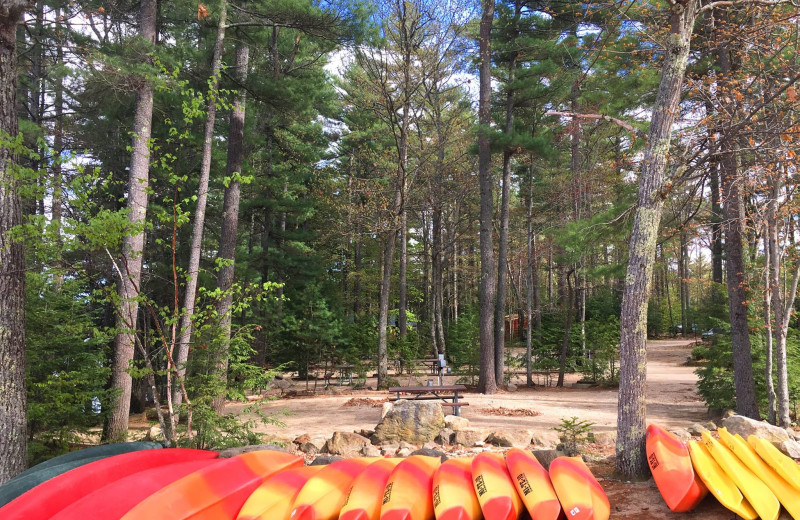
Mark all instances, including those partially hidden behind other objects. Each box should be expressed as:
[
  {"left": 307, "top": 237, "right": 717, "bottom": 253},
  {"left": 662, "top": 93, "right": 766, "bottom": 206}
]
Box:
[{"left": 388, "top": 384, "right": 469, "bottom": 417}]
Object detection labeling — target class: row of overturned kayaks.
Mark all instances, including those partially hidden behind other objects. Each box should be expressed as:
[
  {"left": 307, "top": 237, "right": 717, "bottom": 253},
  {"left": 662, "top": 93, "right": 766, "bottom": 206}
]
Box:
[
  {"left": 647, "top": 423, "right": 800, "bottom": 519},
  {"left": 0, "top": 441, "right": 610, "bottom": 520}
]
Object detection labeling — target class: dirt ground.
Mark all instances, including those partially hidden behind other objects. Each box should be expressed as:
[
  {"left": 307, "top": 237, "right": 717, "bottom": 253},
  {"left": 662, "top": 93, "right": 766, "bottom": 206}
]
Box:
[
  {"left": 227, "top": 338, "right": 750, "bottom": 519},
  {"left": 230, "top": 338, "right": 708, "bottom": 439}
]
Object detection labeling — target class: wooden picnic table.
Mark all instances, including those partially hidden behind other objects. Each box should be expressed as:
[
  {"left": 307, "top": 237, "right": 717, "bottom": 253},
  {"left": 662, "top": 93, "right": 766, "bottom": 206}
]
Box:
[
  {"left": 402, "top": 358, "right": 440, "bottom": 375},
  {"left": 333, "top": 364, "right": 355, "bottom": 385},
  {"left": 388, "top": 384, "right": 468, "bottom": 417}
]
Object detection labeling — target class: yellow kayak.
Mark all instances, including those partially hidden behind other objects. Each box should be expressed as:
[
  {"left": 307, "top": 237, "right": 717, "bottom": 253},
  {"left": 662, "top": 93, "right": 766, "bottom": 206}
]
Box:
[
  {"left": 687, "top": 440, "right": 757, "bottom": 520},
  {"left": 719, "top": 428, "right": 800, "bottom": 519},
  {"left": 471, "top": 452, "right": 524, "bottom": 520},
  {"left": 701, "top": 431, "right": 779, "bottom": 520},
  {"left": 432, "top": 458, "right": 482, "bottom": 520},
  {"left": 339, "top": 458, "right": 402, "bottom": 520},
  {"left": 749, "top": 435, "right": 800, "bottom": 490}
]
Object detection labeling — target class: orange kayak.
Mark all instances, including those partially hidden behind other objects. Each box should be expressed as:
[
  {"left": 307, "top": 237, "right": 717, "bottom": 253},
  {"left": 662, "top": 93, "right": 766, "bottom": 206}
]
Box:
[
  {"left": 645, "top": 424, "right": 708, "bottom": 512},
  {"left": 432, "top": 458, "right": 482, "bottom": 520},
  {"left": 380, "top": 455, "right": 442, "bottom": 520},
  {"left": 505, "top": 448, "right": 562, "bottom": 520},
  {"left": 339, "top": 458, "right": 403, "bottom": 520},
  {"left": 291, "top": 457, "right": 379, "bottom": 520},
  {"left": 122, "top": 450, "right": 303, "bottom": 520},
  {"left": 471, "top": 452, "right": 524, "bottom": 520},
  {"left": 237, "top": 466, "right": 323, "bottom": 520},
  {"left": 549, "top": 457, "right": 609, "bottom": 520}
]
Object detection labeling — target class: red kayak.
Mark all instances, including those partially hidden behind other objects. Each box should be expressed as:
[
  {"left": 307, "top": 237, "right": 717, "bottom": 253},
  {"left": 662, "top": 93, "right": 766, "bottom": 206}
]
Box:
[
  {"left": 0, "top": 448, "right": 217, "bottom": 520},
  {"left": 50, "top": 459, "right": 220, "bottom": 520},
  {"left": 122, "top": 450, "right": 303, "bottom": 520},
  {"left": 646, "top": 424, "right": 707, "bottom": 512}
]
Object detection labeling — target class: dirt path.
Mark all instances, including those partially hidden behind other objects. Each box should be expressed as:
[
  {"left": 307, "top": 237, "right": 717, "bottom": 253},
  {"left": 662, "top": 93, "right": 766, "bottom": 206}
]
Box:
[{"left": 232, "top": 338, "right": 707, "bottom": 441}]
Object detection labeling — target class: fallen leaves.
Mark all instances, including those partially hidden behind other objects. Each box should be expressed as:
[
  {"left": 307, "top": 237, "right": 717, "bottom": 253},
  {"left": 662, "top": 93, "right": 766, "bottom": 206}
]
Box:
[
  {"left": 342, "top": 397, "right": 388, "bottom": 408},
  {"left": 478, "top": 406, "right": 541, "bottom": 417}
]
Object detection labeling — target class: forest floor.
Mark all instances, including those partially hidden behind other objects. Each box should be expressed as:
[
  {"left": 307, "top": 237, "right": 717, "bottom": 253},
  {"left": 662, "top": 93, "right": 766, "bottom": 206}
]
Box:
[
  {"left": 225, "top": 337, "right": 747, "bottom": 519},
  {"left": 231, "top": 337, "right": 708, "bottom": 438}
]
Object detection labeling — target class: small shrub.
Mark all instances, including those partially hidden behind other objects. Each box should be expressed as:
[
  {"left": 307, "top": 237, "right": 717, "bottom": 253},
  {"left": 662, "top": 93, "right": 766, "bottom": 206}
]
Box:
[{"left": 553, "top": 416, "right": 595, "bottom": 456}]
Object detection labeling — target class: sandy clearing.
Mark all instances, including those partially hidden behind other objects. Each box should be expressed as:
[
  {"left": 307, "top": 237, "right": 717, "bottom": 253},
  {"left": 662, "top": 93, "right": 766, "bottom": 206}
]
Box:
[{"left": 232, "top": 338, "right": 708, "bottom": 440}]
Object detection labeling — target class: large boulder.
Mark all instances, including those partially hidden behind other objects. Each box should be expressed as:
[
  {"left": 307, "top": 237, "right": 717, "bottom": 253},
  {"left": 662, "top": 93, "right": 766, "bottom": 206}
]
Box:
[
  {"left": 532, "top": 449, "right": 564, "bottom": 470},
  {"left": 325, "top": 431, "right": 371, "bottom": 457},
  {"left": 445, "top": 415, "right": 470, "bottom": 431},
  {"left": 435, "top": 428, "right": 455, "bottom": 445},
  {"left": 453, "top": 428, "right": 488, "bottom": 447},
  {"left": 722, "top": 415, "right": 791, "bottom": 444},
  {"left": 372, "top": 401, "right": 446, "bottom": 444},
  {"left": 297, "top": 436, "right": 328, "bottom": 455},
  {"left": 531, "top": 431, "right": 560, "bottom": 449},
  {"left": 311, "top": 455, "right": 344, "bottom": 466},
  {"left": 486, "top": 429, "right": 532, "bottom": 448}
]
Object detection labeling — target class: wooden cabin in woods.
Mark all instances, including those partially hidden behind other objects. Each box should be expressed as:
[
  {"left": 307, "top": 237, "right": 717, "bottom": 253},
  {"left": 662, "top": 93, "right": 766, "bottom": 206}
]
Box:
[{"left": 505, "top": 314, "right": 528, "bottom": 341}]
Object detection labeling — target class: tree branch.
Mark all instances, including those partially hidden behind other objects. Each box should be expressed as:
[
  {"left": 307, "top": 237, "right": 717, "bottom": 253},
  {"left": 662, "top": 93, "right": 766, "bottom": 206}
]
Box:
[
  {"left": 698, "top": 0, "right": 799, "bottom": 14},
  {"left": 545, "top": 111, "right": 646, "bottom": 137}
]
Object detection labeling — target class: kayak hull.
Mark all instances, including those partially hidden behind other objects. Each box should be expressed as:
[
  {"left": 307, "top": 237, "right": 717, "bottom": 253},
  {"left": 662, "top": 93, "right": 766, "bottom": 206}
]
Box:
[
  {"left": 505, "top": 448, "right": 562, "bottom": 520},
  {"left": 432, "top": 458, "right": 481, "bottom": 520},
  {"left": 0, "top": 448, "right": 217, "bottom": 520},
  {"left": 549, "top": 456, "right": 609, "bottom": 520},
  {"left": 645, "top": 424, "right": 707, "bottom": 512},
  {"left": 380, "top": 455, "right": 441, "bottom": 520},
  {"left": 122, "top": 450, "right": 302, "bottom": 520},
  {"left": 471, "top": 452, "right": 524, "bottom": 520}
]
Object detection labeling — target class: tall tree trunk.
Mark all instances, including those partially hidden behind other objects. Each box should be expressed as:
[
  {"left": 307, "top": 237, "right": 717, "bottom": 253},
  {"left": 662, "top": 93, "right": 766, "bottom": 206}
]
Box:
[
  {"left": 526, "top": 164, "right": 534, "bottom": 386},
  {"left": 616, "top": 0, "right": 699, "bottom": 479},
  {"left": 709, "top": 163, "right": 724, "bottom": 284},
  {"left": 768, "top": 173, "right": 797, "bottom": 427},
  {"left": 377, "top": 229, "right": 398, "bottom": 388},
  {"left": 477, "top": 0, "right": 497, "bottom": 394},
  {"left": 715, "top": 11, "right": 759, "bottom": 418},
  {"left": 105, "top": 0, "right": 158, "bottom": 442},
  {"left": 680, "top": 229, "right": 689, "bottom": 332},
  {"left": 173, "top": 1, "right": 227, "bottom": 407},
  {"left": 52, "top": 19, "right": 65, "bottom": 288},
  {"left": 430, "top": 92, "right": 447, "bottom": 356},
  {"left": 557, "top": 270, "right": 574, "bottom": 387},
  {"left": 0, "top": 0, "right": 31, "bottom": 482},
  {"left": 494, "top": 42, "right": 517, "bottom": 387},
  {"left": 210, "top": 40, "right": 248, "bottom": 414},
  {"left": 763, "top": 229, "right": 777, "bottom": 424}
]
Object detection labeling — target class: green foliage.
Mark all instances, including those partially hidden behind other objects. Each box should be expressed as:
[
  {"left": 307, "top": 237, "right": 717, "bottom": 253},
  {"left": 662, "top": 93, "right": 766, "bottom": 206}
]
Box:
[
  {"left": 26, "top": 273, "right": 113, "bottom": 463},
  {"left": 554, "top": 416, "right": 595, "bottom": 457},
  {"left": 447, "top": 307, "right": 480, "bottom": 384},
  {"left": 581, "top": 317, "right": 621, "bottom": 386}
]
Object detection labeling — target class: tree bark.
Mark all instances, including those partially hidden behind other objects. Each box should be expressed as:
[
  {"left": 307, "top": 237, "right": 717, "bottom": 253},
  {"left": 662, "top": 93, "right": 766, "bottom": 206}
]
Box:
[
  {"left": 105, "top": 0, "right": 158, "bottom": 442},
  {"left": 210, "top": 40, "right": 248, "bottom": 414},
  {"left": 763, "top": 228, "right": 777, "bottom": 423},
  {"left": 0, "top": 0, "right": 32, "bottom": 483},
  {"left": 494, "top": 12, "right": 517, "bottom": 386},
  {"left": 526, "top": 163, "right": 534, "bottom": 386},
  {"left": 709, "top": 163, "right": 724, "bottom": 284},
  {"left": 768, "top": 173, "right": 795, "bottom": 427},
  {"left": 715, "top": 13, "right": 759, "bottom": 418},
  {"left": 557, "top": 270, "right": 574, "bottom": 387},
  {"left": 52, "top": 17, "right": 64, "bottom": 288},
  {"left": 377, "top": 228, "right": 398, "bottom": 388},
  {"left": 616, "top": 0, "right": 698, "bottom": 480},
  {"left": 173, "top": 1, "right": 227, "bottom": 407},
  {"left": 477, "top": 0, "right": 496, "bottom": 394}
]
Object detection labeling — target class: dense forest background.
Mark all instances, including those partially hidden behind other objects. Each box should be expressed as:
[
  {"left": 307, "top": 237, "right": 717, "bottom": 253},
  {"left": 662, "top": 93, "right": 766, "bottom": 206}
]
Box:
[{"left": 1, "top": 0, "right": 800, "bottom": 481}]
